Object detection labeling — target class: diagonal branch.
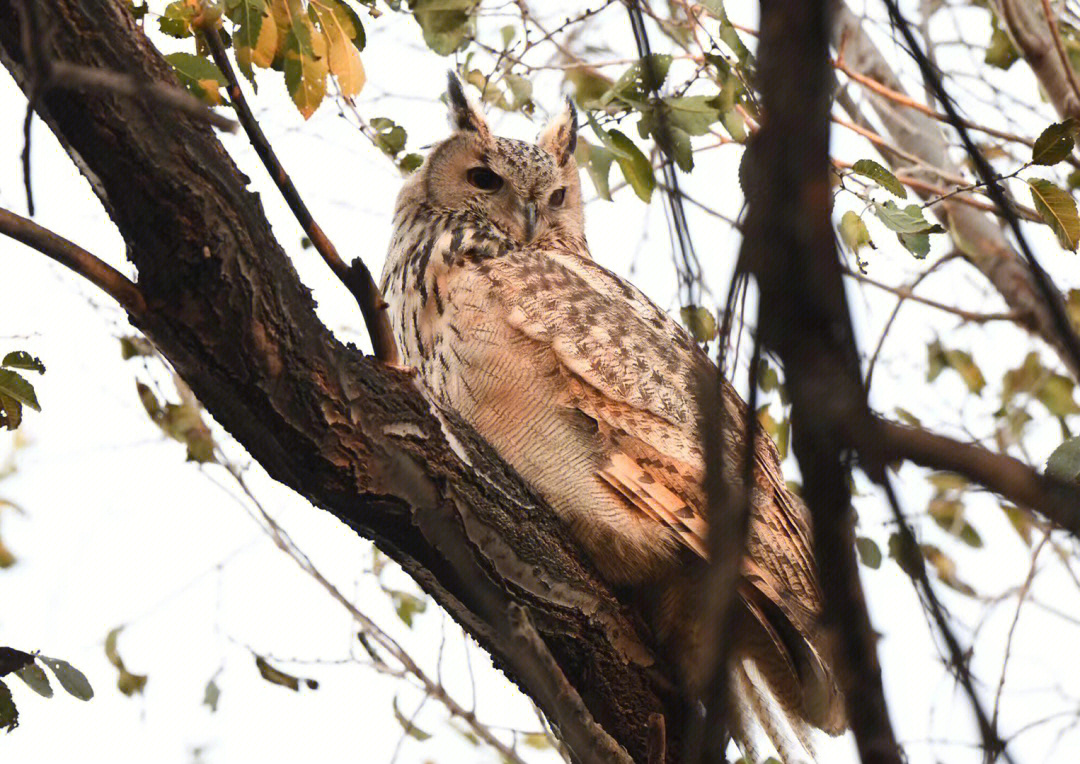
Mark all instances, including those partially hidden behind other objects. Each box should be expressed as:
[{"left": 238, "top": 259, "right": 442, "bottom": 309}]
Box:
[
  {"left": 875, "top": 418, "right": 1080, "bottom": 539},
  {"left": 880, "top": 0, "right": 1080, "bottom": 385},
  {"left": 0, "top": 2, "right": 673, "bottom": 761},
  {"left": 0, "top": 206, "right": 146, "bottom": 316},
  {"left": 831, "top": 0, "right": 1080, "bottom": 381},
  {"left": 199, "top": 25, "right": 398, "bottom": 365}
]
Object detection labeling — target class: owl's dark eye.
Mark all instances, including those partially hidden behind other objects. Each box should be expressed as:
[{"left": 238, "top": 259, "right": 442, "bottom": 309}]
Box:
[
  {"left": 549, "top": 187, "right": 567, "bottom": 208},
  {"left": 466, "top": 167, "right": 504, "bottom": 191}
]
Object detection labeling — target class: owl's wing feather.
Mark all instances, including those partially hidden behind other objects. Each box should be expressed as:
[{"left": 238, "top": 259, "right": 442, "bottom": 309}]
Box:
[
  {"left": 491, "top": 246, "right": 845, "bottom": 733},
  {"left": 597, "top": 452, "right": 709, "bottom": 558}
]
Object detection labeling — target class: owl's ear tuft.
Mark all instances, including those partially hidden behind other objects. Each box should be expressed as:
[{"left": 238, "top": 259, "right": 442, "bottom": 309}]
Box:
[
  {"left": 446, "top": 71, "right": 491, "bottom": 139},
  {"left": 538, "top": 98, "right": 578, "bottom": 166}
]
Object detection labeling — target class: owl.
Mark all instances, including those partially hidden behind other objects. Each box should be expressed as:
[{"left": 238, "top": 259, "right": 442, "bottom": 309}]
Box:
[{"left": 380, "top": 74, "right": 846, "bottom": 755}]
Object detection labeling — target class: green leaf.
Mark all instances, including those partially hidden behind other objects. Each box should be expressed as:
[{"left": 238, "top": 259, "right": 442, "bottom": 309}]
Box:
[
  {"left": 160, "top": 0, "right": 195, "bottom": 38},
  {"left": 0, "top": 394, "right": 22, "bottom": 431},
  {"left": 1033, "top": 120, "right": 1076, "bottom": 166},
  {"left": 1028, "top": 178, "right": 1080, "bottom": 250},
  {"left": 855, "top": 537, "right": 882, "bottom": 569},
  {"left": 928, "top": 498, "right": 983, "bottom": 548},
  {"left": 663, "top": 95, "right": 720, "bottom": 136},
  {"left": 39, "top": 656, "right": 93, "bottom": 701},
  {"left": 522, "top": 732, "right": 552, "bottom": 749},
  {"left": 1001, "top": 504, "right": 1034, "bottom": 546},
  {"left": 838, "top": 211, "right": 873, "bottom": 253},
  {"left": 371, "top": 117, "right": 408, "bottom": 157},
  {"left": 203, "top": 677, "right": 221, "bottom": 712},
  {"left": 586, "top": 112, "right": 655, "bottom": 202},
  {"left": 283, "top": 23, "right": 329, "bottom": 119},
  {"left": 389, "top": 590, "right": 427, "bottom": 627},
  {"left": 608, "top": 130, "right": 655, "bottom": 202},
  {"left": 887, "top": 531, "right": 922, "bottom": 580},
  {"left": 985, "top": 14, "right": 1019, "bottom": 70},
  {"left": 575, "top": 139, "right": 615, "bottom": 201},
  {"left": 392, "top": 696, "right": 432, "bottom": 740},
  {"left": 922, "top": 544, "right": 976, "bottom": 596},
  {"left": 1038, "top": 374, "right": 1080, "bottom": 417},
  {"left": 680, "top": 306, "right": 718, "bottom": 343},
  {"left": 398, "top": 153, "right": 424, "bottom": 174},
  {"left": 254, "top": 655, "right": 317, "bottom": 692},
  {"left": 898, "top": 231, "right": 930, "bottom": 258},
  {"left": 0, "top": 647, "right": 34, "bottom": 676},
  {"left": 409, "top": 0, "right": 478, "bottom": 56},
  {"left": 601, "top": 54, "right": 673, "bottom": 108},
  {"left": 15, "top": 660, "right": 53, "bottom": 698},
  {"left": 700, "top": 1, "right": 753, "bottom": 66},
  {"left": 873, "top": 200, "right": 943, "bottom": 235},
  {"left": 119, "top": 336, "right": 154, "bottom": 360},
  {"left": 105, "top": 626, "right": 146, "bottom": 697},
  {"left": 165, "top": 52, "right": 226, "bottom": 105},
  {"left": 0, "top": 680, "right": 17, "bottom": 731},
  {"left": 852, "top": 159, "right": 906, "bottom": 198},
  {"left": 1047, "top": 436, "right": 1080, "bottom": 482},
  {"left": 927, "top": 339, "right": 985, "bottom": 393},
  {"left": 0, "top": 369, "right": 39, "bottom": 412},
  {"left": 229, "top": 0, "right": 278, "bottom": 77},
  {"left": 2, "top": 352, "right": 44, "bottom": 373}
]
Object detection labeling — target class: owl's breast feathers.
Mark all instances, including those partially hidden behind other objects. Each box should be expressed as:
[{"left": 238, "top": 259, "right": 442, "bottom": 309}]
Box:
[{"left": 381, "top": 198, "right": 845, "bottom": 735}]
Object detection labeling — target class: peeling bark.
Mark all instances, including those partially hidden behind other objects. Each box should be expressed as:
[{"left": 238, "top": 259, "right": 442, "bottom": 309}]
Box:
[{"left": 0, "top": 2, "right": 680, "bottom": 760}]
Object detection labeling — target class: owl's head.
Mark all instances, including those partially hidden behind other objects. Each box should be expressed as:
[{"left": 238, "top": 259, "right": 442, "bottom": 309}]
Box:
[{"left": 414, "top": 73, "right": 582, "bottom": 245}]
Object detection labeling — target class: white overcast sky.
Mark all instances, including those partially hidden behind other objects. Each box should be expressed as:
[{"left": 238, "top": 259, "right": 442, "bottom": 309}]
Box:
[{"left": 2, "top": 1, "right": 1080, "bottom": 763}]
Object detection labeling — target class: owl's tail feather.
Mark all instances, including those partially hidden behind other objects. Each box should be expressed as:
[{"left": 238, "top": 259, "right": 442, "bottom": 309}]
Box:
[{"left": 738, "top": 584, "right": 847, "bottom": 739}]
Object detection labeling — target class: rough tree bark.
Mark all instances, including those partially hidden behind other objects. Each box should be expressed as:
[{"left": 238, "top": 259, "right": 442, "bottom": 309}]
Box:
[{"left": 0, "top": 2, "right": 677, "bottom": 761}]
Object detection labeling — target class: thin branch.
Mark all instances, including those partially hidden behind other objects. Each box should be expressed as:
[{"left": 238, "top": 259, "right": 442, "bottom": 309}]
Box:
[
  {"left": 200, "top": 26, "right": 399, "bottom": 365},
  {"left": 844, "top": 266, "right": 1020, "bottom": 324},
  {"left": 834, "top": 50, "right": 1038, "bottom": 150},
  {"left": 1040, "top": 0, "right": 1080, "bottom": 112},
  {"left": 879, "top": 477, "right": 1010, "bottom": 763},
  {"left": 874, "top": 419, "right": 1080, "bottom": 540},
  {"left": 0, "top": 206, "right": 146, "bottom": 316},
  {"left": 880, "top": 0, "right": 1080, "bottom": 384}
]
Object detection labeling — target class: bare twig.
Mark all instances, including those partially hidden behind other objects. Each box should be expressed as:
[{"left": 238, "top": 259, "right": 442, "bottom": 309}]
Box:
[
  {"left": 0, "top": 206, "right": 146, "bottom": 316},
  {"left": 881, "top": 0, "right": 1080, "bottom": 384},
  {"left": 200, "top": 27, "right": 399, "bottom": 365},
  {"left": 879, "top": 478, "right": 1010, "bottom": 763}
]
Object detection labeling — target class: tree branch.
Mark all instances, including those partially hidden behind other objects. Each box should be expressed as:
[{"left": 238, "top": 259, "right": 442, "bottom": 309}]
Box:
[
  {"left": 199, "top": 26, "right": 399, "bottom": 365},
  {"left": 742, "top": 0, "right": 902, "bottom": 760},
  {"left": 0, "top": 2, "right": 672, "bottom": 761},
  {"left": 0, "top": 206, "right": 146, "bottom": 316},
  {"left": 1001, "top": 0, "right": 1080, "bottom": 122},
  {"left": 875, "top": 418, "right": 1080, "bottom": 539},
  {"left": 831, "top": 0, "right": 1080, "bottom": 381}
]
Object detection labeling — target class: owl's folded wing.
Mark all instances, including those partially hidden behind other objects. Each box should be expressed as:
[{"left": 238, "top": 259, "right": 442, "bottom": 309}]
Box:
[{"left": 494, "top": 247, "right": 844, "bottom": 732}]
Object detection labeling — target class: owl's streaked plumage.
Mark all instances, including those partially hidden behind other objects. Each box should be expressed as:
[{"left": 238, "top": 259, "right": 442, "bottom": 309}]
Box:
[{"left": 381, "top": 74, "right": 846, "bottom": 750}]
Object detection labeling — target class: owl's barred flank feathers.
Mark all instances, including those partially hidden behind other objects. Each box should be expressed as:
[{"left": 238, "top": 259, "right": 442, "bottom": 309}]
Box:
[{"left": 381, "top": 73, "right": 846, "bottom": 756}]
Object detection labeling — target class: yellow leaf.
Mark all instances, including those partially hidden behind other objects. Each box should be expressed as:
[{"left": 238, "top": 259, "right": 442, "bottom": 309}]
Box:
[
  {"left": 237, "top": 7, "right": 278, "bottom": 71},
  {"left": 197, "top": 79, "right": 224, "bottom": 104},
  {"left": 280, "top": 7, "right": 328, "bottom": 119},
  {"left": 311, "top": 1, "right": 365, "bottom": 98}
]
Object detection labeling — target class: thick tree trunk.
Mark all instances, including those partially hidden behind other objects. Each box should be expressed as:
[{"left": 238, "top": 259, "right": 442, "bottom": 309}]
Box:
[{"left": 0, "top": 2, "right": 678, "bottom": 760}]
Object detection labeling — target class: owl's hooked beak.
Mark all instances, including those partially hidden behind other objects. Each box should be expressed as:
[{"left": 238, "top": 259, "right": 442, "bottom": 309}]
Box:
[{"left": 522, "top": 200, "right": 538, "bottom": 243}]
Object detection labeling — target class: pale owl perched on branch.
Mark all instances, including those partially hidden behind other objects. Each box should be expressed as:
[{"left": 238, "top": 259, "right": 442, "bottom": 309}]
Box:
[{"left": 380, "top": 74, "right": 846, "bottom": 754}]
